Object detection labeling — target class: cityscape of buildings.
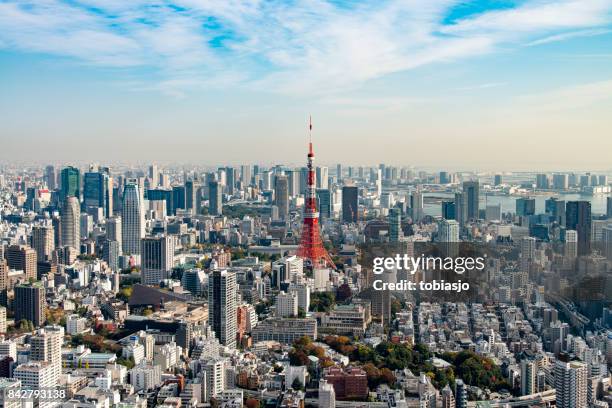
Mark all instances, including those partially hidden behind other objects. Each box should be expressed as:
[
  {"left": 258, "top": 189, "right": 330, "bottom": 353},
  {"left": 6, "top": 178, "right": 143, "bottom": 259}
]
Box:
[{"left": 0, "top": 138, "right": 610, "bottom": 408}]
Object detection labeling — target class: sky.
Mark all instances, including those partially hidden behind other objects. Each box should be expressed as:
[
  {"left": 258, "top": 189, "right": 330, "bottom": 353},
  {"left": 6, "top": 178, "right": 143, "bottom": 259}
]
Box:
[{"left": 0, "top": 0, "right": 611, "bottom": 171}]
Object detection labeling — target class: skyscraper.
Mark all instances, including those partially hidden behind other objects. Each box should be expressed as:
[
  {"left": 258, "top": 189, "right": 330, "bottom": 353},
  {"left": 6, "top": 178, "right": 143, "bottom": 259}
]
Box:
[
  {"left": 83, "top": 169, "right": 113, "bottom": 217},
  {"left": 516, "top": 198, "right": 536, "bottom": 217},
  {"left": 553, "top": 173, "right": 569, "bottom": 190},
  {"left": 545, "top": 197, "right": 566, "bottom": 226},
  {"left": 44, "top": 165, "right": 56, "bottom": 190},
  {"left": 410, "top": 189, "right": 424, "bottom": 222},
  {"left": 6, "top": 245, "right": 37, "bottom": 281},
  {"left": 441, "top": 200, "right": 455, "bottom": 220},
  {"left": 462, "top": 181, "right": 479, "bottom": 221},
  {"left": 493, "top": 174, "right": 502, "bottom": 186},
  {"left": 31, "top": 225, "right": 55, "bottom": 263},
  {"left": 316, "top": 189, "right": 332, "bottom": 219},
  {"left": 185, "top": 179, "right": 199, "bottom": 212},
  {"left": 61, "top": 196, "right": 81, "bottom": 251},
  {"left": 60, "top": 166, "right": 80, "bottom": 201},
  {"left": 564, "top": 230, "right": 578, "bottom": 259},
  {"left": 141, "top": 235, "right": 175, "bottom": 285},
  {"left": 316, "top": 166, "right": 329, "bottom": 189},
  {"left": 454, "top": 192, "right": 466, "bottom": 226},
  {"left": 15, "top": 282, "right": 46, "bottom": 327},
  {"left": 388, "top": 207, "right": 402, "bottom": 243},
  {"left": 225, "top": 167, "right": 235, "bottom": 195},
  {"left": 536, "top": 173, "right": 550, "bottom": 189},
  {"left": 208, "top": 270, "right": 237, "bottom": 348},
  {"left": 274, "top": 175, "right": 289, "bottom": 220},
  {"left": 172, "top": 185, "right": 186, "bottom": 214},
  {"left": 209, "top": 181, "right": 222, "bottom": 216},
  {"left": 342, "top": 186, "right": 358, "bottom": 223},
  {"left": 148, "top": 164, "right": 159, "bottom": 188},
  {"left": 566, "top": 201, "right": 592, "bottom": 256},
  {"left": 240, "top": 165, "right": 252, "bottom": 186},
  {"left": 121, "top": 183, "right": 145, "bottom": 255}
]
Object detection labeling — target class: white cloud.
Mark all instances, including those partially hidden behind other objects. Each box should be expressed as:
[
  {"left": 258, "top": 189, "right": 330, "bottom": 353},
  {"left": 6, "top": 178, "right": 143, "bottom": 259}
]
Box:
[
  {"left": 525, "top": 28, "right": 611, "bottom": 46},
  {"left": 0, "top": 0, "right": 611, "bottom": 96}
]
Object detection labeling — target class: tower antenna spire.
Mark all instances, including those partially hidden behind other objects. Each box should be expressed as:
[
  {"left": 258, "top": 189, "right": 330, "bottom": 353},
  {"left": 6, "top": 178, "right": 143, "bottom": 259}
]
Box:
[{"left": 308, "top": 115, "right": 313, "bottom": 155}]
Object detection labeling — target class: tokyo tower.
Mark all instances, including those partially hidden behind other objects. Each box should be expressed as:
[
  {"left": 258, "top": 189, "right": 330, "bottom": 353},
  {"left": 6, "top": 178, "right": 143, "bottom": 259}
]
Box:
[{"left": 296, "top": 117, "right": 337, "bottom": 270}]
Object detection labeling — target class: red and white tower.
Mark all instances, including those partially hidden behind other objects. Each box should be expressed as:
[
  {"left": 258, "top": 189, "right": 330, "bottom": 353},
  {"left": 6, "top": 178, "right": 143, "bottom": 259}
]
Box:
[{"left": 297, "top": 117, "right": 336, "bottom": 270}]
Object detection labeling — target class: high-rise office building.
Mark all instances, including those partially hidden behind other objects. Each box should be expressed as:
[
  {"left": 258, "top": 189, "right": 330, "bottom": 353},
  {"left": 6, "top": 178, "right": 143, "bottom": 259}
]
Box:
[
  {"left": 316, "top": 166, "right": 329, "bottom": 190},
  {"left": 388, "top": 207, "right": 402, "bottom": 243},
  {"left": 60, "top": 166, "right": 80, "bottom": 201},
  {"left": 45, "top": 165, "right": 56, "bottom": 190},
  {"left": 240, "top": 165, "right": 252, "bottom": 186},
  {"left": 83, "top": 170, "right": 113, "bottom": 217},
  {"left": 14, "top": 282, "right": 46, "bottom": 327},
  {"left": 454, "top": 192, "right": 466, "bottom": 226},
  {"left": 342, "top": 186, "right": 358, "bottom": 223},
  {"left": 410, "top": 189, "right": 424, "bottom": 222},
  {"left": 545, "top": 197, "right": 566, "bottom": 225},
  {"left": 493, "top": 174, "right": 502, "bottom": 186},
  {"left": 442, "top": 200, "right": 455, "bottom": 220},
  {"left": 274, "top": 175, "right": 289, "bottom": 219},
  {"left": 208, "top": 270, "right": 237, "bottom": 348},
  {"left": 185, "top": 179, "right": 199, "bottom": 212},
  {"left": 6, "top": 244, "right": 37, "bottom": 281},
  {"left": 209, "top": 181, "right": 222, "bottom": 216},
  {"left": 553, "top": 173, "right": 569, "bottom": 190},
  {"left": 554, "top": 358, "right": 587, "bottom": 408},
  {"left": 462, "top": 181, "right": 479, "bottom": 221},
  {"left": 564, "top": 230, "right": 578, "bottom": 259},
  {"left": 172, "top": 185, "right": 186, "bottom": 214},
  {"left": 516, "top": 197, "right": 536, "bottom": 217},
  {"left": 225, "top": 167, "right": 235, "bottom": 195},
  {"left": 566, "top": 201, "right": 592, "bottom": 256},
  {"left": 31, "top": 225, "right": 55, "bottom": 263},
  {"left": 121, "top": 183, "right": 145, "bottom": 255},
  {"left": 607, "top": 197, "right": 612, "bottom": 218},
  {"left": 316, "top": 189, "right": 332, "bottom": 219},
  {"left": 141, "top": 235, "right": 175, "bottom": 285},
  {"left": 61, "top": 196, "right": 81, "bottom": 251},
  {"left": 536, "top": 173, "right": 550, "bottom": 189},
  {"left": 148, "top": 164, "right": 159, "bottom": 188}
]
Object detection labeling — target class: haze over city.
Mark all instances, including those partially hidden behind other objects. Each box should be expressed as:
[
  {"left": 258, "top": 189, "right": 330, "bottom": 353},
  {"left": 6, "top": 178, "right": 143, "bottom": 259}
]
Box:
[{"left": 1, "top": 0, "right": 612, "bottom": 169}]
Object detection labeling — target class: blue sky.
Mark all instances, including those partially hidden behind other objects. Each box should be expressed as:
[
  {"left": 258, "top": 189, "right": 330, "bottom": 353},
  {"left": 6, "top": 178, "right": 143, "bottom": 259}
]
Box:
[{"left": 1, "top": 0, "right": 611, "bottom": 170}]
